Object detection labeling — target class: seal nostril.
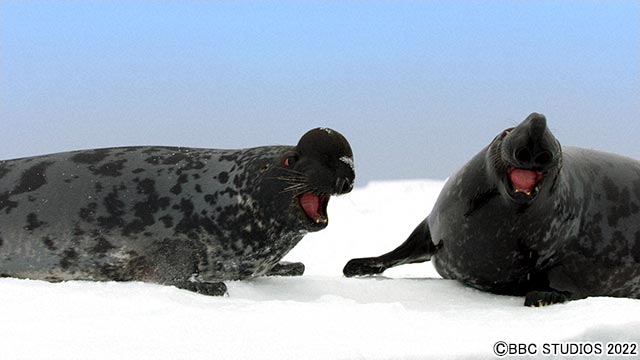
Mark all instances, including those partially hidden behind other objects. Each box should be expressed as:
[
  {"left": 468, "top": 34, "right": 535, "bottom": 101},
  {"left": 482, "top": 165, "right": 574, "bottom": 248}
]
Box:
[
  {"left": 535, "top": 151, "right": 553, "bottom": 166},
  {"left": 335, "top": 178, "right": 346, "bottom": 193},
  {"left": 344, "top": 178, "right": 353, "bottom": 193},
  {"left": 335, "top": 177, "right": 352, "bottom": 194},
  {"left": 515, "top": 148, "right": 532, "bottom": 164}
]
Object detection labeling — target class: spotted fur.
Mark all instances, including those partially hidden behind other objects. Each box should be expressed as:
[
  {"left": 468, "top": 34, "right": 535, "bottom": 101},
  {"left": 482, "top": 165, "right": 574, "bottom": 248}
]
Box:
[{"left": 0, "top": 129, "right": 355, "bottom": 295}]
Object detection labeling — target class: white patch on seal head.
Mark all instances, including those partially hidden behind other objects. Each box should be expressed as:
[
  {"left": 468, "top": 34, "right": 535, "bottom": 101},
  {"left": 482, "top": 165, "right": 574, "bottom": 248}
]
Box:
[
  {"left": 340, "top": 156, "right": 355, "bottom": 171},
  {"left": 319, "top": 128, "right": 334, "bottom": 135}
]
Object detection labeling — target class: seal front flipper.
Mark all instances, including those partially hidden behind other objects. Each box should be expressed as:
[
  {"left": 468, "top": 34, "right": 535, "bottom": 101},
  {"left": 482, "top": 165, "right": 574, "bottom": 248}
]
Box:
[
  {"left": 175, "top": 280, "right": 228, "bottom": 296},
  {"left": 266, "top": 262, "right": 305, "bottom": 277},
  {"left": 343, "top": 218, "right": 438, "bottom": 277},
  {"left": 524, "top": 291, "right": 569, "bottom": 307},
  {"left": 522, "top": 264, "right": 585, "bottom": 306}
]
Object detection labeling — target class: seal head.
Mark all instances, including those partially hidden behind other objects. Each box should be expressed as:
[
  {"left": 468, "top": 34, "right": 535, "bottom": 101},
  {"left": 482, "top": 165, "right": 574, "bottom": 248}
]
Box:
[
  {"left": 269, "top": 128, "right": 355, "bottom": 230},
  {"left": 488, "top": 113, "right": 562, "bottom": 205}
]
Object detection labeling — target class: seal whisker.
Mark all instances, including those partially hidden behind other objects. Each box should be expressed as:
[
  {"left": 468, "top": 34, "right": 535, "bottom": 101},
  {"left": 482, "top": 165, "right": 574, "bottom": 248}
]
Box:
[
  {"left": 292, "top": 189, "right": 313, "bottom": 197},
  {"left": 280, "top": 183, "right": 314, "bottom": 195},
  {"left": 271, "top": 178, "right": 310, "bottom": 187},
  {"left": 275, "top": 176, "right": 308, "bottom": 182},
  {"left": 282, "top": 183, "right": 312, "bottom": 193},
  {"left": 278, "top": 167, "right": 306, "bottom": 176},
  {"left": 278, "top": 172, "right": 311, "bottom": 182}
]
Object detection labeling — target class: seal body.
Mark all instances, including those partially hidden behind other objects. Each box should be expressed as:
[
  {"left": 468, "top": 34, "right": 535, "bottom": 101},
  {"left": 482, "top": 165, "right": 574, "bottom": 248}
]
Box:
[
  {"left": 1, "top": 128, "right": 355, "bottom": 295},
  {"left": 344, "top": 113, "right": 640, "bottom": 306}
]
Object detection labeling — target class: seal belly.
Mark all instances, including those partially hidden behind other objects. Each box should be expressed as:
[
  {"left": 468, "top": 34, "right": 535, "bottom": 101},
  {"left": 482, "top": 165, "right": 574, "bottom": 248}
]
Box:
[
  {"left": 548, "top": 147, "right": 640, "bottom": 298},
  {"left": 430, "top": 204, "right": 540, "bottom": 294},
  {"left": 427, "top": 158, "right": 541, "bottom": 294}
]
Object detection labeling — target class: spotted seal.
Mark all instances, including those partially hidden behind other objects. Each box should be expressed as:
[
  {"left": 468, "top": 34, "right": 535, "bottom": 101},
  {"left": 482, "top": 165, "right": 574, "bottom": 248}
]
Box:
[
  {"left": 0, "top": 128, "right": 354, "bottom": 295},
  {"left": 344, "top": 113, "right": 640, "bottom": 306}
]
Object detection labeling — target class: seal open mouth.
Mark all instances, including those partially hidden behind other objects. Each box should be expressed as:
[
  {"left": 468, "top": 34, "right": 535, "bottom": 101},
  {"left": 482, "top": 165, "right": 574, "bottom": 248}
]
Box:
[
  {"left": 508, "top": 167, "right": 544, "bottom": 198},
  {"left": 299, "top": 193, "right": 330, "bottom": 225}
]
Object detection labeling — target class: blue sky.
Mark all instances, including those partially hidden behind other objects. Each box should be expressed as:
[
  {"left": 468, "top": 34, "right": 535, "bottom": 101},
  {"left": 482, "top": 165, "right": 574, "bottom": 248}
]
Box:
[{"left": 2, "top": 1, "right": 639, "bottom": 184}]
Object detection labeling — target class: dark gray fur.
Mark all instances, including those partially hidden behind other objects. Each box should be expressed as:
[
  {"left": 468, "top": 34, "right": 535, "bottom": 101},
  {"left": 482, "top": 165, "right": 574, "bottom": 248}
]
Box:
[
  {"left": 0, "top": 129, "right": 355, "bottom": 295},
  {"left": 344, "top": 113, "right": 640, "bottom": 306}
]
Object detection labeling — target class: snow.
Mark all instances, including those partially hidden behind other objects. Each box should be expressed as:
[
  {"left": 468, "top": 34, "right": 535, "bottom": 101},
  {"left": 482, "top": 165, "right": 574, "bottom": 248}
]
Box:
[{"left": 1, "top": 180, "right": 639, "bottom": 359}]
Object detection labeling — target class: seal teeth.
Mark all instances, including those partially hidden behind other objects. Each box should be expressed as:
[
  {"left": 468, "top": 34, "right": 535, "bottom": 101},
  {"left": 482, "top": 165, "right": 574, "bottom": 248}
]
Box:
[
  {"left": 510, "top": 168, "right": 544, "bottom": 197},
  {"left": 300, "top": 193, "right": 329, "bottom": 225},
  {"left": 513, "top": 187, "right": 533, "bottom": 196}
]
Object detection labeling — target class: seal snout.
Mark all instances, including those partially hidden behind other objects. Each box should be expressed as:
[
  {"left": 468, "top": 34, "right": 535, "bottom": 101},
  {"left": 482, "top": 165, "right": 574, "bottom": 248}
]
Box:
[
  {"left": 526, "top": 112, "right": 548, "bottom": 136},
  {"left": 513, "top": 146, "right": 554, "bottom": 169},
  {"left": 497, "top": 113, "right": 562, "bottom": 203},
  {"left": 510, "top": 113, "right": 556, "bottom": 169},
  {"left": 505, "top": 113, "right": 559, "bottom": 170},
  {"left": 334, "top": 176, "right": 353, "bottom": 195}
]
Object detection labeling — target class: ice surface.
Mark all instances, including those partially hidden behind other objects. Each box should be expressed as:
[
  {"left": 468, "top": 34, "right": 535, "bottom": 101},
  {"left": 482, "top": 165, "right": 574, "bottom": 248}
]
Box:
[{"left": 1, "top": 180, "right": 638, "bottom": 359}]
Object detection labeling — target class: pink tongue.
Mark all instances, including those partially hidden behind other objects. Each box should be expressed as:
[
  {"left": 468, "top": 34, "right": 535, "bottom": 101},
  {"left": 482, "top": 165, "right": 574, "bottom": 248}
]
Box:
[
  {"left": 300, "top": 193, "right": 321, "bottom": 218},
  {"left": 509, "top": 169, "right": 540, "bottom": 193}
]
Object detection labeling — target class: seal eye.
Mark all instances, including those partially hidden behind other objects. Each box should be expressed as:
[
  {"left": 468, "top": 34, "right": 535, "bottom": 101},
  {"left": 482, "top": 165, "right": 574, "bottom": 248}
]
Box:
[{"left": 283, "top": 155, "right": 298, "bottom": 167}]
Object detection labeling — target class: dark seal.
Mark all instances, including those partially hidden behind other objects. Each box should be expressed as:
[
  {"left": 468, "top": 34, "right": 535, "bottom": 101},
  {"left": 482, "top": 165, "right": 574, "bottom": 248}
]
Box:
[
  {"left": 0, "top": 128, "right": 355, "bottom": 295},
  {"left": 344, "top": 113, "right": 640, "bottom": 306}
]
